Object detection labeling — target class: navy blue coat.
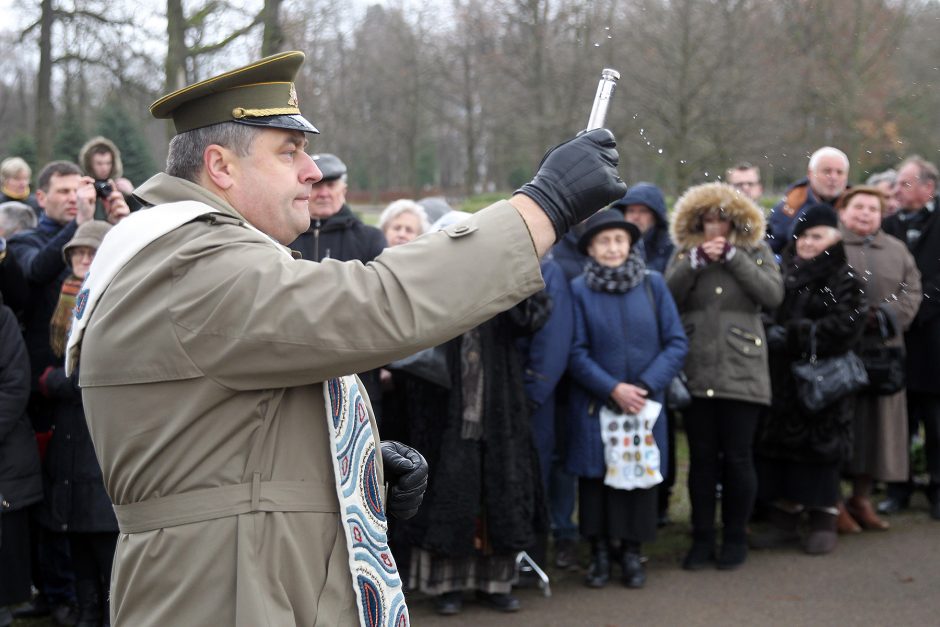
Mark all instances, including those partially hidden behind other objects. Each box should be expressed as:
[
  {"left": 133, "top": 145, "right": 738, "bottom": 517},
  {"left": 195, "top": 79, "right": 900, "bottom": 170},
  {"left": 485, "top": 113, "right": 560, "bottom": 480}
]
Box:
[
  {"left": 518, "top": 259, "right": 574, "bottom": 487},
  {"left": 566, "top": 270, "right": 688, "bottom": 478}
]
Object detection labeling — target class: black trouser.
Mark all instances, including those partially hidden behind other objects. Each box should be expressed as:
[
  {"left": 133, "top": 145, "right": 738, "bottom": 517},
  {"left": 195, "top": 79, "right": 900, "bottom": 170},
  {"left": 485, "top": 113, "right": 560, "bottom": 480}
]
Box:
[
  {"left": 685, "top": 397, "right": 760, "bottom": 543},
  {"left": 888, "top": 391, "right": 940, "bottom": 501}
]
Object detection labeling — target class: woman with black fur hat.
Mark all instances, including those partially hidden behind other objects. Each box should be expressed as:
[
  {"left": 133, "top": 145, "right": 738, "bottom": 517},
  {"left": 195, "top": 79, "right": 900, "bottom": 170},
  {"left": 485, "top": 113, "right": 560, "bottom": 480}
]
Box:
[{"left": 756, "top": 204, "right": 867, "bottom": 555}]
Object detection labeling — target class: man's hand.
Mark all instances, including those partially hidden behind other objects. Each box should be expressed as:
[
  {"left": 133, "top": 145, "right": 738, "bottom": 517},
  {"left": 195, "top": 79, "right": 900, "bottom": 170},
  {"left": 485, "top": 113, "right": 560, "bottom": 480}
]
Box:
[
  {"left": 611, "top": 382, "right": 648, "bottom": 415},
  {"left": 76, "top": 176, "right": 97, "bottom": 225},
  {"left": 103, "top": 183, "right": 130, "bottom": 224},
  {"left": 515, "top": 129, "right": 628, "bottom": 242},
  {"left": 380, "top": 440, "right": 428, "bottom": 520}
]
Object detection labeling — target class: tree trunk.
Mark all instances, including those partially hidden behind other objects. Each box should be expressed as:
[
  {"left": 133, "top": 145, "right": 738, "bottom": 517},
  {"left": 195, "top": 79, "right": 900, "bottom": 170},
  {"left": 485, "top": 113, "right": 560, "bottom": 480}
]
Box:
[
  {"left": 164, "top": 0, "right": 187, "bottom": 139},
  {"left": 35, "top": 0, "right": 55, "bottom": 165},
  {"left": 261, "top": 0, "right": 284, "bottom": 56}
]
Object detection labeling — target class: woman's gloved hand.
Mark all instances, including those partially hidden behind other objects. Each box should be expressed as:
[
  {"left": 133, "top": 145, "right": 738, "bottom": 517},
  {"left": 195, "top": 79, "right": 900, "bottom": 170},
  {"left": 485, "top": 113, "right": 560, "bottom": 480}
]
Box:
[{"left": 380, "top": 440, "right": 429, "bottom": 520}]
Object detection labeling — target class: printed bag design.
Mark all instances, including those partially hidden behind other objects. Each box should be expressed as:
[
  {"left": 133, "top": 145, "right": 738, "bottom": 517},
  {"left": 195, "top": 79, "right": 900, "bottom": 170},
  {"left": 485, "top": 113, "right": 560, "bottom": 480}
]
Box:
[{"left": 599, "top": 401, "right": 663, "bottom": 490}]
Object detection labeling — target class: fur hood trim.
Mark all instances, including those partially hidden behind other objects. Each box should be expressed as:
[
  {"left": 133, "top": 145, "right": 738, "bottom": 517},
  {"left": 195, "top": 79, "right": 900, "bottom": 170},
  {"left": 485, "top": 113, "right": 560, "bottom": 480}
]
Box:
[
  {"left": 669, "top": 182, "right": 766, "bottom": 250},
  {"left": 79, "top": 136, "right": 123, "bottom": 180}
]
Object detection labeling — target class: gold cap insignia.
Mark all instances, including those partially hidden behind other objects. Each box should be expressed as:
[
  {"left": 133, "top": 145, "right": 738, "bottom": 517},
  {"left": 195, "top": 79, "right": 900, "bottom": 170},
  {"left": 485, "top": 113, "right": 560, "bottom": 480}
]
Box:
[{"left": 288, "top": 84, "right": 299, "bottom": 108}]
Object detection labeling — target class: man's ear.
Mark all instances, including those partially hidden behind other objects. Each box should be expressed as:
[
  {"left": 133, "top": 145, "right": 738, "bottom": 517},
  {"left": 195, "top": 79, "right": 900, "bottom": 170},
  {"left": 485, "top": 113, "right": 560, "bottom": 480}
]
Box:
[
  {"left": 35, "top": 188, "right": 46, "bottom": 209},
  {"left": 204, "top": 144, "right": 237, "bottom": 190}
]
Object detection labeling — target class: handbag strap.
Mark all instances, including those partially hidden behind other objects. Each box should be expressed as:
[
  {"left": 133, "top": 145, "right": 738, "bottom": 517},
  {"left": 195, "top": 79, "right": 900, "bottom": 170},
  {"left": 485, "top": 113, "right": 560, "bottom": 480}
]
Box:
[{"left": 808, "top": 322, "right": 818, "bottom": 364}]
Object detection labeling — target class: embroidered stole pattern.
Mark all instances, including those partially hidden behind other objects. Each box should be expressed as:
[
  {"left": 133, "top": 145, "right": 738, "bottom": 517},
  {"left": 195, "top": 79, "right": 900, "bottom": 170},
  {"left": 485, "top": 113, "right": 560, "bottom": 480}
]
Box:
[{"left": 325, "top": 377, "right": 409, "bottom": 627}]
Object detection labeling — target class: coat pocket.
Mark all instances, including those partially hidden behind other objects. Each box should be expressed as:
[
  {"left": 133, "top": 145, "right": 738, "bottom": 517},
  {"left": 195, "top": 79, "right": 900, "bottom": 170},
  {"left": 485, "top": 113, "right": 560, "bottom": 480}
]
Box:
[{"left": 726, "top": 326, "right": 763, "bottom": 358}]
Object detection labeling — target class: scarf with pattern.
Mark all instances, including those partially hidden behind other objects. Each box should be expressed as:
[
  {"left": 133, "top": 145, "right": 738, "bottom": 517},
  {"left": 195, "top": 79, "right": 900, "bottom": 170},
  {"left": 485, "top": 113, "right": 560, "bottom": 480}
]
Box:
[{"left": 584, "top": 252, "right": 647, "bottom": 294}]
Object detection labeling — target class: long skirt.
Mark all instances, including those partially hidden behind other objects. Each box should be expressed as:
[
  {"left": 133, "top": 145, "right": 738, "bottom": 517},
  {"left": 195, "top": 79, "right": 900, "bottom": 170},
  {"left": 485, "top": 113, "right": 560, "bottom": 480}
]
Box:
[
  {"left": 578, "top": 477, "right": 657, "bottom": 543},
  {"left": 757, "top": 457, "right": 841, "bottom": 508}
]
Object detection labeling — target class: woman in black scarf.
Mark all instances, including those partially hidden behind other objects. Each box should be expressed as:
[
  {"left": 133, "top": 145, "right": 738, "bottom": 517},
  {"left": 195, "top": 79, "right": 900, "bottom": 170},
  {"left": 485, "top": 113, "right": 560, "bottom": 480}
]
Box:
[{"left": 757, "top": 204, "right": 867, "bottom": 555}]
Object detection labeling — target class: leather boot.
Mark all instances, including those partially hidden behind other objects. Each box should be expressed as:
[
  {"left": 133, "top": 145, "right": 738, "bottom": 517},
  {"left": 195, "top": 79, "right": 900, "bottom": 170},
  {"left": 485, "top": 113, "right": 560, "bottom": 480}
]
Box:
[
  {"left": 804, "top": 508, "right": 838, "bottom": 555},
  {"left": 846, "top": 496, "right": 889, "bottom": 531},
  {"left": 749, "top": 505, "right": 800, "bottom": 549},
  {"left": 620, "top": 543, "right": 646, "bottom": 588},
  {"left": 74, "top": 579, "right": 101, "bottom": 627},
  {"left": 836, "top": 501, "right": 863, "bottom": 534},
  {"left": 682, "top": 530, "right": 715, "bottom": 571},
  {"left": 717, "top": 529, "right": 748, "bottom": 570},
  {"left": 584, "top": 540, "right": 610, "bottom": 588}
]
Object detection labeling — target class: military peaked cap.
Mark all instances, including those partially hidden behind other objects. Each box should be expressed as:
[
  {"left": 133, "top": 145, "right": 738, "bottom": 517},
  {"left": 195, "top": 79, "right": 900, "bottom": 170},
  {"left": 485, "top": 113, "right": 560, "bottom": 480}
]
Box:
[{"left": 150, "top": 51, "right": 319, "bottom": 135}]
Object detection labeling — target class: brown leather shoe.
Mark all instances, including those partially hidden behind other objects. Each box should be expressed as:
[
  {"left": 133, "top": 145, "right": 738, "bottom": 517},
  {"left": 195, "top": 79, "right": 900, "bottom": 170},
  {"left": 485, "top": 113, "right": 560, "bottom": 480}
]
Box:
[
  {"left": 847, "top": 496, "right": 890, "bottom": 531},
  {"left": 836, "top": 502, "right": 862, "bottom": 534}
]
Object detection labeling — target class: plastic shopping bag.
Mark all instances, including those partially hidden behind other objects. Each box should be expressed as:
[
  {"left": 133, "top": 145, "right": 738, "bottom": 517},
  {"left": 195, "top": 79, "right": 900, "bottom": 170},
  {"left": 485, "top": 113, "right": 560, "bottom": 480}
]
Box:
[{"left": 599, "top": 400, "right": 663, "bottom": 490}]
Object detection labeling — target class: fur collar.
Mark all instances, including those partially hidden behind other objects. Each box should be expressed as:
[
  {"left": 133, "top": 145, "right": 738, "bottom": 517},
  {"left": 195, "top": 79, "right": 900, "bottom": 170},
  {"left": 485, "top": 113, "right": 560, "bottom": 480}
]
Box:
[{"left": 669, "top": 182, "right": 767, "bottom": 250}]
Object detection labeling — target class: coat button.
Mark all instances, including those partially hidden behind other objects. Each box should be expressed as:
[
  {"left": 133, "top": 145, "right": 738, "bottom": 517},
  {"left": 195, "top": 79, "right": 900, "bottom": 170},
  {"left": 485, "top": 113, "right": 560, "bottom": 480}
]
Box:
[
  {"left": 1, "top": 500, "right": 9, "bottom": 508},
  {"left": 757, "top": 258, "right": 764, "bottom": 266},
  {"left": 715, "top": 287, "right": 723, "bottom": 295},
  {"left": 706, "top": 389, "right": 715, "bottom": 397},
  {"left": 755, "top": 339, "right": 762, "bottom": 347}
]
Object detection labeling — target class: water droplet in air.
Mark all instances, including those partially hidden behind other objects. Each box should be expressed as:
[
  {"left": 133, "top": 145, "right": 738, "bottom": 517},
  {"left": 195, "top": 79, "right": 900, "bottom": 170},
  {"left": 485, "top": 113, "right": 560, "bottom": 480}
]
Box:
[{"left": 658, "top": 148, "right": 663, "bottom": 154}]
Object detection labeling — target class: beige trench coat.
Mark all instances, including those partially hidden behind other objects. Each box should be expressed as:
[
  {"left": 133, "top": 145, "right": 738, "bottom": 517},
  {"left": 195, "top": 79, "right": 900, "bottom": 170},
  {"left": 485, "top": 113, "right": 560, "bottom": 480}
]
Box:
[
  {"left": 78, "top": 174, "right": 544, "bottom": 626},
  {"left": 842, "top": 227, "right": 923, "bottom": 481}
]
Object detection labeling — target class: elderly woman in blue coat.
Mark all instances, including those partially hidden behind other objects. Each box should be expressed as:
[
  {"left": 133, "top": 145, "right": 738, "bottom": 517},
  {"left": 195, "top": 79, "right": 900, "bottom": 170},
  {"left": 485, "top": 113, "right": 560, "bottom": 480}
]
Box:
[{"left": 566, "top": 209, "right": 688, "bottom": 590}]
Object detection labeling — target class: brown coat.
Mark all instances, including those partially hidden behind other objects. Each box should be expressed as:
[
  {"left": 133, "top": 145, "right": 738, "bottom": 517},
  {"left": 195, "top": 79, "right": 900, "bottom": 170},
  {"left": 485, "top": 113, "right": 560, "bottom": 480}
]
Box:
[
  {"left": 842, "top": 227, "right": 923, "bottom": 481},
  {"left": 78, "top": 173, "right": 544, "bottom": 626}
]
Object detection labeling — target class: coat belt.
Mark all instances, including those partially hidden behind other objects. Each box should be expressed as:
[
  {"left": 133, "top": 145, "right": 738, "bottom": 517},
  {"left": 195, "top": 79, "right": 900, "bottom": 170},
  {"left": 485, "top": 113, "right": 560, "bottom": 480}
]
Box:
[{"left": 112, "top": 475, "right": 339, "bottom": 534}]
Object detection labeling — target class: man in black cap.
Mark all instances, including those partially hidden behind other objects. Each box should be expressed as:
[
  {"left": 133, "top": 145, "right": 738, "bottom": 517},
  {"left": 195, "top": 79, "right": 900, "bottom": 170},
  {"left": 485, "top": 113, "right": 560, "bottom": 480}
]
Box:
[
  {"left": 289, "top": 153, "right": 386, "bottom": 263},
  {"left": 69, "top": 50, "right": 626, "bottom": 626}
]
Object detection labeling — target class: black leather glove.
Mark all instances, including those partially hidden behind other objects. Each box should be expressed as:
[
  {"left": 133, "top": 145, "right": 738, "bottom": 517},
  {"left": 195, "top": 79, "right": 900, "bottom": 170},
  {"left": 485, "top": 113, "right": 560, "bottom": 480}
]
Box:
[
  {"left": 515, "top": 128, "right": 628, "bottom": 242},
  {"left": 380, "top": 440, "right": 428, "bottom": 520}
]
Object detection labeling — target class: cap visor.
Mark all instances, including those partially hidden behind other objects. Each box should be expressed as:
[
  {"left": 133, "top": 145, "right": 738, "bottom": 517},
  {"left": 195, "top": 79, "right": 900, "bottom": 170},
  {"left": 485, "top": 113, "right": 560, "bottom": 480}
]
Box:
[{"left": 235, "top": 114, "right": 319, "bottom": 134}]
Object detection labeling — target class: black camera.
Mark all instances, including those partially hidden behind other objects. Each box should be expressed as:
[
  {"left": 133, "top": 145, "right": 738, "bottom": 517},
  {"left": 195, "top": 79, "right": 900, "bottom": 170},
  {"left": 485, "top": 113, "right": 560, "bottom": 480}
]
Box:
[{"left": 93, "top": 180, "right": 113, "bottom": 199}]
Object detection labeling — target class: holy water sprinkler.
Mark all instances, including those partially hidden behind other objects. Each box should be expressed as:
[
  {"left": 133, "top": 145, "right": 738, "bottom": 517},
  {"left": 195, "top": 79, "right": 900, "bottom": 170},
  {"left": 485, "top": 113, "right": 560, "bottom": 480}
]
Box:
[{"left": 586, "top": 68, "right": 620, "bottom": 131}]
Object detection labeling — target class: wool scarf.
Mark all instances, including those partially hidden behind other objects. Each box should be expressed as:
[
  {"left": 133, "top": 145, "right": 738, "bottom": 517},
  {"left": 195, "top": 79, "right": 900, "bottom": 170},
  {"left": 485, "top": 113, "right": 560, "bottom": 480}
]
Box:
[
  {"left": 584, "top": 252, "right": 647, "bottom": 294},
  {"left": 50, "top": 275, "right": 83, "bottom": 358}
]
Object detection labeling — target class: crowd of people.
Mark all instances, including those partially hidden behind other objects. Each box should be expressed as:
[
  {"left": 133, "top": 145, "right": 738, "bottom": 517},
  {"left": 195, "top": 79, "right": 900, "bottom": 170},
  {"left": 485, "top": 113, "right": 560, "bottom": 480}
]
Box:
[{"left": 0, "top": 137, "right": 938, "bottom": 624}]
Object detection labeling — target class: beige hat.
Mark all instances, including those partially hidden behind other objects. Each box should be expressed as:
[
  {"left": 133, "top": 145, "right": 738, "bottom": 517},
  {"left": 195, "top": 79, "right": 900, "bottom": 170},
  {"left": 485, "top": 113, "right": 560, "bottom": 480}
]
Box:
[{"left": 63, "top": 220, "right": 112, "bottom": 263}]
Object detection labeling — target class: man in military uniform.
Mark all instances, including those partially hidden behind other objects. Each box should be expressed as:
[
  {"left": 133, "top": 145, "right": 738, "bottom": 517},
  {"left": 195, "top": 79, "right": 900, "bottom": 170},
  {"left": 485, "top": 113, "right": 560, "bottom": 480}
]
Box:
[{"left": 71, "top": 51, "right": 625, "bottom": 626}]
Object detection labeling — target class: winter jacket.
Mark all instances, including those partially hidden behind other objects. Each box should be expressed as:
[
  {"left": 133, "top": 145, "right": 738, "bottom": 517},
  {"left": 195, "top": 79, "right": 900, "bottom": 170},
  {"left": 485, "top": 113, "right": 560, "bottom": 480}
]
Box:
[
  {"left": 0, "top": 243, "right": 29, "bottom": 322},
  {"left": 760, "top": 242, "right": 867, "bottom": 465},
  {"left": 766, "top": 178, "right": 837, "bottom": 254},
  {"left": 0, "top": 298, "right": 42, "bottom": 513},
  {"left": 518, "top": 259, "right": 574, "bottom": 486},
  {"left": 566, "top": 269, "right": 688, "bottom": 478},
  {"left": 882, "top": 196, "right": 940, "bottom": 394},
  {"left": 289, "top": 204, "right": 386, "bottom": 263},
  {"left": 7, "top": 216, "right": 76, "bottom": 384},
  {"left": 39, "top": 366, "right": 118, "bottom": 533},
  {"left": 614, "top": 182, "right": 675, "bottom": 272},
  {"left": 842, "top": 227, "right": 922, "bottom": 481},
  {"left": 666, "top": 183, "right": 784, "bottom": 406},
  {"left": 79, "top": 136, "right": 123, "bottom": 181}
]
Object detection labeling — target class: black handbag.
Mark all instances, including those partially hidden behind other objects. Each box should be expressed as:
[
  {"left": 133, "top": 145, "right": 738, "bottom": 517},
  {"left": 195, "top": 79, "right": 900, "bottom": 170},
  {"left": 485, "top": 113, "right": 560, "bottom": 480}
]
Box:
[
  {"left": 790, "top": 323, "right": 869, "bottom": 413},
  {"left": 666, "top": 372, "right": 692, "bottom": 411},
  {"left": 859, "top": 313, "right": 906, "bottom": 396}
]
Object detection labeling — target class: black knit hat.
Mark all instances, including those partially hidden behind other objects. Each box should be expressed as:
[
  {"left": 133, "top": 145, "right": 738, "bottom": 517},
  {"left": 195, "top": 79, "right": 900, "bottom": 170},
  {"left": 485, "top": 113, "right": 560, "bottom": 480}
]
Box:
[
  {"left": 792, "top": 203, "right": 838, "bottom": 239},
  {"left": 577, "top": 209, "right": 641, "bottom": 254}
]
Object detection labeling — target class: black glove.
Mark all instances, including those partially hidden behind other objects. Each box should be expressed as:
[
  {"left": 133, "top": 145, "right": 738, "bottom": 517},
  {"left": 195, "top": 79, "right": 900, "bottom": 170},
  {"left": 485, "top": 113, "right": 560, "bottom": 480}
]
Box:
[
  {"left": 380, "top": 440, "right": 428, "bottom": 520},
  {"left": 766, "top": 324, "right": 787, "bottom": 351},
  {"left": 516, "top": 128, "right": 628, "bottom": 242}
]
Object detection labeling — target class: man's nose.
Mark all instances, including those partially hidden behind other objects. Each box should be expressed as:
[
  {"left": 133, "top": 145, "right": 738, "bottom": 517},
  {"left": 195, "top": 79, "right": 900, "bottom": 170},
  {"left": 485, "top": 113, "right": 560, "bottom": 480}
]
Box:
[{"left": 298, "top": 152, "right": 322, "bottom": 184}]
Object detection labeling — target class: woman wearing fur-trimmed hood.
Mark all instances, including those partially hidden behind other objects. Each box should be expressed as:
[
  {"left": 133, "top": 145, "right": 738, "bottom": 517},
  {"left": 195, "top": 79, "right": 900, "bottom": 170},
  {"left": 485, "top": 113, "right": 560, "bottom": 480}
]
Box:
[{"left": 665, "top": 182, "right": 783, "bottom": 572}]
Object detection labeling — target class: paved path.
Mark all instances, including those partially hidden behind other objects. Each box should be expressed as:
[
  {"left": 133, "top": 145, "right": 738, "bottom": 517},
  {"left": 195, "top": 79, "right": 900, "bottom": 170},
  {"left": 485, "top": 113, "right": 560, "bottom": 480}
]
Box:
[{"left": 408, "top": 503, "right": 940, "bottom": 626}]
